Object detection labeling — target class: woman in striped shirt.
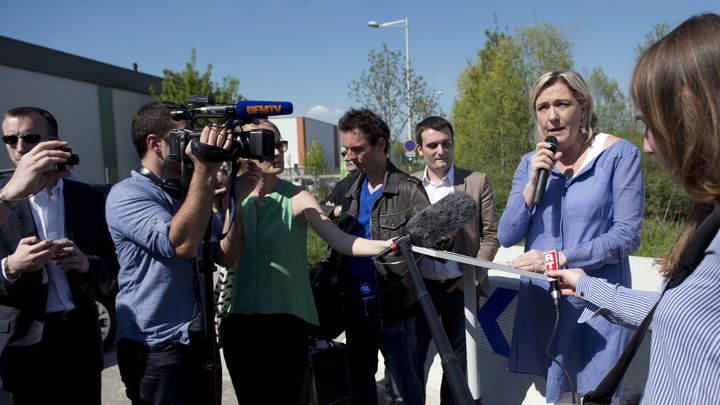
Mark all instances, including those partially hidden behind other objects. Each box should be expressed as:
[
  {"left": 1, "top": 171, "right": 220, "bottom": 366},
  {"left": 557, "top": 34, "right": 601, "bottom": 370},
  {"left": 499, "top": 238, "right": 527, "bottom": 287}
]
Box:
[{"left": 547, "top": 13, "right": 720, "bottom": 404}]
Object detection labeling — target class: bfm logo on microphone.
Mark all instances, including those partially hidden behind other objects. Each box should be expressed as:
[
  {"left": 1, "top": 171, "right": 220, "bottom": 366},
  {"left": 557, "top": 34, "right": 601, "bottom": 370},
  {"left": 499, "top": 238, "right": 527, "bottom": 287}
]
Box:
[
  {"left": 244, "top": 104, "right": 284, "bottom": 115},
  {"left": 544, "top": 250, "right": 559, "bottom": 272}
]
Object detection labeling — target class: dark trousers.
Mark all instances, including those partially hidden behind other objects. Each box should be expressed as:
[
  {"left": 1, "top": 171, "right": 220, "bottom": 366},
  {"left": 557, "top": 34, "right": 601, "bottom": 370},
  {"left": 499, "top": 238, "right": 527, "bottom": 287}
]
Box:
[
  {"left": 416, "top": 278, "right": 468, "bottom": 405},
  {"left": 220, "top": 313, "right": 309, "bottom": 405},
  {"left": 117, "top": 331, "right": 214, "bottom": 405},
  {"left": 1, "top": 312, "right": 103, "bottom": 405},
  {"left": 343, "top": 297, "right": 424, "bottom": 405}
]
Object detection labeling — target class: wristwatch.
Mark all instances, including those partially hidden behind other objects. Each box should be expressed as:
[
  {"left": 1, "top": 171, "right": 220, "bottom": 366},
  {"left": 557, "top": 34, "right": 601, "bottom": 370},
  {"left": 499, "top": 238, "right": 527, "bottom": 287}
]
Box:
[{"left": 0, "top": 189, "right": 17, "bottom": 209}]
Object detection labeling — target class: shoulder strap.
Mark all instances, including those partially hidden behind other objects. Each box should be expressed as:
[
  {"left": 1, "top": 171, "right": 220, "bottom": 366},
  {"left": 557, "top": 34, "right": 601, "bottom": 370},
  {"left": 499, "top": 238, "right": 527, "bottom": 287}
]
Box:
[{"left": 583, "top": 206, "right": 720, "bottom": 404}]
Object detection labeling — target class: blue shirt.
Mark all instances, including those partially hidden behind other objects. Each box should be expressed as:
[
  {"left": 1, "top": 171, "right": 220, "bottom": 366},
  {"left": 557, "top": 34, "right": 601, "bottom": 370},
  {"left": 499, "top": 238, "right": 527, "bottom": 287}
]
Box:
[
  {"left": 576, "top": 228, "right": 720, "bottom": 404},
  {"left": 347, "top": 178, "right": 382, "bottom": 294},
  {"left": 106, "top": 171, "right": 202, "bottom": 347},
  {"left": 498, "top": 136, "right": 644, "bottom": 401}
]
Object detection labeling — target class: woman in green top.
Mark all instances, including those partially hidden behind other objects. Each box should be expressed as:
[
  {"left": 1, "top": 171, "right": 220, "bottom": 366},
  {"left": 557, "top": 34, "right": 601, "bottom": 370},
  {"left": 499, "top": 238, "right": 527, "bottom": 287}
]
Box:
[{"left": 220, "top": 119, "right": 391, "bottom": 404}]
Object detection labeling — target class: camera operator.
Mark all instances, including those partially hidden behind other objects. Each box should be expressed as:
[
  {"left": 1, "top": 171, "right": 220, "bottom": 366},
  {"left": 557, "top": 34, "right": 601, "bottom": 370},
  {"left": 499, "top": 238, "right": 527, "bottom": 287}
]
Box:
[
  {"left": 105, "top": 101, "right": 260, "bottom": 404},
  {"left": 0, "top": 106, "right": 117, "bottom": 404}
]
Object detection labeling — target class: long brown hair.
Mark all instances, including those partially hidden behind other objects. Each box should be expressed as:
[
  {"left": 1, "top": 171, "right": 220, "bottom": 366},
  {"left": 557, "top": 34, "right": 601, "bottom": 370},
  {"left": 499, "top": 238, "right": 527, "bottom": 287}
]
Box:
[{"left": 631, "top": 13, "right": 720, "bottom": 275}]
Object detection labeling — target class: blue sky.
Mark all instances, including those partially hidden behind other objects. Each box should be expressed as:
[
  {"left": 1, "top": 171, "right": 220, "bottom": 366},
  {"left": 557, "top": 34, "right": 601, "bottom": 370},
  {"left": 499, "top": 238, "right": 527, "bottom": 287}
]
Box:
[{"left": 1, "top": 1, "right": 717, "bottom": 125}]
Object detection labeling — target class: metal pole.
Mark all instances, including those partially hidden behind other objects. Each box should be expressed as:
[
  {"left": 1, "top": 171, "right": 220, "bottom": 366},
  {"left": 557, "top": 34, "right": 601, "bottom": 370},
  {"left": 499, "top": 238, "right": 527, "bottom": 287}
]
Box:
[
  {"left": 395, "top": 237, "right": 475, "bottom": 405},
  {"left": 463, "top": 271, "right": 481, "bottom": 401},
  {"left": 404, "top": 17, "right": 412, "bottom": 141}
]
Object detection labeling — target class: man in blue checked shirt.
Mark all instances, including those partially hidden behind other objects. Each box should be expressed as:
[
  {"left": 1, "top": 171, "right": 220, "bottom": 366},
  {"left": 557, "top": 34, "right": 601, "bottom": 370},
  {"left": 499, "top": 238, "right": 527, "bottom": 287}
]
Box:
[{"left": 106, "top": 101, "right": 260, "bottom": 405}]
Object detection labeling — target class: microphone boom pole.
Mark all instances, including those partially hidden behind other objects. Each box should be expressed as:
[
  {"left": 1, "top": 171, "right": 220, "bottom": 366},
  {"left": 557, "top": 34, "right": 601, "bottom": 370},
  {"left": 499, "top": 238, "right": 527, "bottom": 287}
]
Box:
[{"left": 394, "top": 237, "right": 475, "bottom": 405}]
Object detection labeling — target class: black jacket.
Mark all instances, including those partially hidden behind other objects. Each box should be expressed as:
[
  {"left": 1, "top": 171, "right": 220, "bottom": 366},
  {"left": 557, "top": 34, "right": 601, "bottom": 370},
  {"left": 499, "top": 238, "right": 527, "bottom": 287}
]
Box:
[
  {"left": 0, "top": 178, "right": 117, "bottom": 380},
  {"left": 333, "top": 160, "right": 430, "bottom": 322}
]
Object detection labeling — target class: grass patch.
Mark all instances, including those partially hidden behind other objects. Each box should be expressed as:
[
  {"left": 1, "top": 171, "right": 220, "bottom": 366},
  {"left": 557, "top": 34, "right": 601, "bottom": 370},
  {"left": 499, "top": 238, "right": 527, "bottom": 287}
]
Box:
[{"left": 635, "top": 216, "right": 683, "bottom": 258}]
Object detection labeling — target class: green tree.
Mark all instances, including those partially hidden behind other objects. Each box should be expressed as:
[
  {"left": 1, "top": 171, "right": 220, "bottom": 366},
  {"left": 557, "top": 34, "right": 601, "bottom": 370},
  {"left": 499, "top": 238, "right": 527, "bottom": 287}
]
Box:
[
  {"left": 348, "top": 43, "right": 443, "bottom": 144},
  {"left": 635, "top": 23, "right": 672, "bottom": 58},
  {"left": 304, "top": 139, "right": 327, "bottom": 180},
  {"left": 587, "top": 67, "right": 634, "bottom": 134},
  {"left": 515, "top": 22, "right": 574, "bottom": 91},
  {"left": 150, "top": 49, "right": 242, "bottom": 104}
]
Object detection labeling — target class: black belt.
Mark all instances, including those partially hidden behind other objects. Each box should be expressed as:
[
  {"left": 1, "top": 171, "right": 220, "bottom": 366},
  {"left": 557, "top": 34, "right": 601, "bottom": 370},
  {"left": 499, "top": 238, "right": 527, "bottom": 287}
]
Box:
[{"left": 44, "top": 309, "right": 76, "bottom": 321}]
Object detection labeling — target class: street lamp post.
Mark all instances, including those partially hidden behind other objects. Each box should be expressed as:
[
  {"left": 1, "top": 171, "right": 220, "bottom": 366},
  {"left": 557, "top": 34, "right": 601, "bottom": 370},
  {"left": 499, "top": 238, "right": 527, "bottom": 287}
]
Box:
[{"left": 367, "top": 17, "right": 412, "bottom": 141}]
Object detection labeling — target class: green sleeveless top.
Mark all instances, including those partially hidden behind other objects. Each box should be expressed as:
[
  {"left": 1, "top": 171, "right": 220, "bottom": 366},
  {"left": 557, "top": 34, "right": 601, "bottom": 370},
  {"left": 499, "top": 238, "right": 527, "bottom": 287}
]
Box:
[{"left": 228, "top": 179, "right": 319, "bottom": 325}]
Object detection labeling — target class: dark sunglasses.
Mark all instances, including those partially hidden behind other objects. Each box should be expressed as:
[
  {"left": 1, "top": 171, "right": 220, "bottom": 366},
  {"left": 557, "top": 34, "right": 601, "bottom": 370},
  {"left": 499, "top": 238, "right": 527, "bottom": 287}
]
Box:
[
  {"left": 275, "top": 140, "right": 288, "bottom": 152},
  {"left": 2, "top": 134, "right": 42, "bottom": 145}
]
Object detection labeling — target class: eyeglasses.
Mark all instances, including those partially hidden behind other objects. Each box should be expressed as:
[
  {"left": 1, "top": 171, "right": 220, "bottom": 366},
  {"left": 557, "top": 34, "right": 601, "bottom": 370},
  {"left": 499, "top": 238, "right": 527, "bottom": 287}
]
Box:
[
  {"left": 2, "top": 134, "right": 42, "bottom": 145},
  {"left": 275, "top": 140, "right": 288, "bottom": 152}
]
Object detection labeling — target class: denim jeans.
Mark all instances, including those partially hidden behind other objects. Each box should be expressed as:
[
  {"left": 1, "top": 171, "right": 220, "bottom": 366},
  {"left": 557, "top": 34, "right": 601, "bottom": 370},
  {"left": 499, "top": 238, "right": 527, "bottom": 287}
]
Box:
[
  {"left": 343, "top": 297, "right": 424, "bottom": 405},
  {"left": 416, "top": 278, "right": 468, "bottom": 405},
  {"left": 117, "top": 332, "right": 215, "bottom": 405}
]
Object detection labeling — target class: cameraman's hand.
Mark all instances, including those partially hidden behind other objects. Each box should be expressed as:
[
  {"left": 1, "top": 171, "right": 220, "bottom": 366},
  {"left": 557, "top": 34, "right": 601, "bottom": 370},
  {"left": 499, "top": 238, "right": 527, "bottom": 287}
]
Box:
[
  {"left": 2, "top": 140, "right": 71, "bottom": 200},
  {"left": 235, "top": 161, "right": 262, "bottom": 200},
  {"left": 185, "top": 124, "right": 233, "bottom": 175}
]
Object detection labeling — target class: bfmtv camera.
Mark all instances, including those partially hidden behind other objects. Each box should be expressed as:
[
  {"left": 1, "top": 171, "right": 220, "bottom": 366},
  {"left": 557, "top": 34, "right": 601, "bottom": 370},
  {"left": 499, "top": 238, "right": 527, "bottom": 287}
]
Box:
[{"left": 168, "top": 96, "right": 294, "bottom": 165}]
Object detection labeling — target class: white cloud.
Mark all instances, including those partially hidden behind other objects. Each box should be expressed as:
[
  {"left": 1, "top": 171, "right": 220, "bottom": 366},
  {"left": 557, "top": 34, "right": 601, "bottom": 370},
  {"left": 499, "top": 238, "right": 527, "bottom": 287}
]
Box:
[{"left": 306, "top": 105, "right": 345, "bottom": 124}]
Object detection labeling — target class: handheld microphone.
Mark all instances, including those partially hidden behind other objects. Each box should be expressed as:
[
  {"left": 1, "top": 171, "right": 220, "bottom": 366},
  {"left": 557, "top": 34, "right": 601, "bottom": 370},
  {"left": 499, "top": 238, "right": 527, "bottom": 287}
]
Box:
[
  {"left": 190, "top": 101, "right": 294, "bottom": 119},
  {"left": 531, "top": 136, "right": 558, "bottom": 205},
  {"left": 544, "top": 249, "right": 561, "bottom": 310}
]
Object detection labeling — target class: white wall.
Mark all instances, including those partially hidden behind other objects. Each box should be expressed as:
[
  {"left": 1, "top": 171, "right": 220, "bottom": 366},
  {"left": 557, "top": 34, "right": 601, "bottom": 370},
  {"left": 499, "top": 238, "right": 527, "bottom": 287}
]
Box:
[{"left": 269, "top": 117, "right": 299, "bottom": 171}]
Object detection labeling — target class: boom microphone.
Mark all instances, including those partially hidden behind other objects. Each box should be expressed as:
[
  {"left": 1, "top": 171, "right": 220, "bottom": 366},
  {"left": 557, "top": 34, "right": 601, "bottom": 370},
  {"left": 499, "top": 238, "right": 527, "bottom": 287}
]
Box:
[
  {"left": 407, "top": 191, "right": 479, "bottom": 248},
  {"left": 374, "top": 191, "right": 479, "bottom": 260},
  {"left": 531, "top": 135, "right": 558, "bottom": 205}
]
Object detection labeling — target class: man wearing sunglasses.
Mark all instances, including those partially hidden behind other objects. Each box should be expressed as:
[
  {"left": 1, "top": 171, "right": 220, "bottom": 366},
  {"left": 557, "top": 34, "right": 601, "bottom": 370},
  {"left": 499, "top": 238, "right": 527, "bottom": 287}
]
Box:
[{"left": 0, "top": 106, "right": 118, "bottom": 404}]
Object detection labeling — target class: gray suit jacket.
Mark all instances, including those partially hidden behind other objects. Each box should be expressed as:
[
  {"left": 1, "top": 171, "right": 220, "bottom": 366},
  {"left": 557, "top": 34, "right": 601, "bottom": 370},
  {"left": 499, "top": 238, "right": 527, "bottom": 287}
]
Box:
[{"left": 413, "top": 166, "right": 500, "bottom": 297}]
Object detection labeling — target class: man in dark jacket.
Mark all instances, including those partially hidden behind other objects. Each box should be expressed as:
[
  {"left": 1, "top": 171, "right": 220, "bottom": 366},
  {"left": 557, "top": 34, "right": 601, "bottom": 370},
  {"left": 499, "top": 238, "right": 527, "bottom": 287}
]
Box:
[
  {"left": 0, "top": 106, "right": 117, "bottom": 404},
  {"left": 333, "top": 108, "right": 430, "bottom": 405}
]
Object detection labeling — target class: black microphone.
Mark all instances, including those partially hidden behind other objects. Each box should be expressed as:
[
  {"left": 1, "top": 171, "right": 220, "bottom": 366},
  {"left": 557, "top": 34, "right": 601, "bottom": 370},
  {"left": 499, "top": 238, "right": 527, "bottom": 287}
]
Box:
[
  {"left": 531, "top": 135, "right": 558, "bottom": 205},
  {"left": 373, "top": 192, "right": 478, "bottom": 264},
  {"left": 406, "top": 191, "right": 479, "bottom": 248}
]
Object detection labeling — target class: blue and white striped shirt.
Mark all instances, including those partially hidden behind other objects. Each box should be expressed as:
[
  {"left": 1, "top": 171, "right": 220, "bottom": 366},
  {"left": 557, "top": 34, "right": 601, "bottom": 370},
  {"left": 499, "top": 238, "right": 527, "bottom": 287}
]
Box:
[{"left": 576, "top": 230, "right": 720, "bottom": 404}]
